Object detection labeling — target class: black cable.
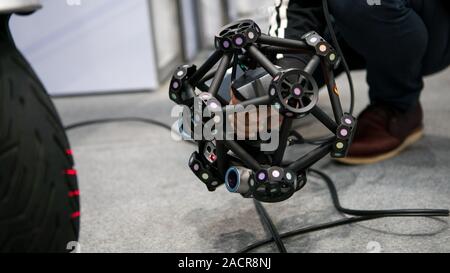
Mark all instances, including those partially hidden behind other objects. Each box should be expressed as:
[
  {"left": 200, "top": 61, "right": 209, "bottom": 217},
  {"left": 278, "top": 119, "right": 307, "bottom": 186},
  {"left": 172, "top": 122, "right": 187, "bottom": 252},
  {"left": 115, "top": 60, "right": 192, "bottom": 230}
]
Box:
[
  {"left": 65, "top": 117, "right": 172, "bottom": 132},
  {"left": 239, "top": 168, "right": 449, "bottom": 253},
  {"left": 322, "top": 0, "right": 355, "bottom": 115},
  {"left": 289, "top": 130, "right": 335, "bottom": 146},
  {"left": 64, "top": 117, "right": 197, "bottom": 147},
  {"left": 309, "top": 169, "right": 450, "bottom": 217},
  {"left": 239, "top": 216, "right": 380, "bottom": 253},
  {"left": 305, "top": 137, "right": 335, "bottom": 146},
  {"left": 254, "top": 200, "right": 288, "bottom": 253}
]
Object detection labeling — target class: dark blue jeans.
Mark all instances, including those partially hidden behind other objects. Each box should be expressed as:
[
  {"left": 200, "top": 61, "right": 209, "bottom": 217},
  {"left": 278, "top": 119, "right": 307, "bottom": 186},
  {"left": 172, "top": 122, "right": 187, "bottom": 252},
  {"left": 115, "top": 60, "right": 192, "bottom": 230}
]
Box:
[{"left": 328, "top": 0, "right": 450, "bottom": 111}]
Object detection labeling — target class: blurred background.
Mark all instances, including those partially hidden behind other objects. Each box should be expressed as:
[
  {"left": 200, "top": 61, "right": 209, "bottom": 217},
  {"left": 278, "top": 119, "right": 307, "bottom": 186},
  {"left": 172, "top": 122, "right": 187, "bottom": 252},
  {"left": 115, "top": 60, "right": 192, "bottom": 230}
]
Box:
[{"left": 10, "top": 0, "right": 274, "bottom": 96}]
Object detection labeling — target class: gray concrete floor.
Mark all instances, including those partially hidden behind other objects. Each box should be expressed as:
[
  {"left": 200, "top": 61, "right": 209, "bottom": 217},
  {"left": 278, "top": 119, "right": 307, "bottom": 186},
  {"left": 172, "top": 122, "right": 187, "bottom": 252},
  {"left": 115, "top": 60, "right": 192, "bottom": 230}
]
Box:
[{"left": 53, "top": 68, "right": 450, "bottom": 253}]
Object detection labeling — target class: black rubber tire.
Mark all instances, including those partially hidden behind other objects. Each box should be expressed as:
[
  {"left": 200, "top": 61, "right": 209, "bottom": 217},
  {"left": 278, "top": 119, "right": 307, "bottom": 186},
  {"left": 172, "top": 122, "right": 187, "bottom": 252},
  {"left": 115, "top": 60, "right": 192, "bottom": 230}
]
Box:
[{"left": 0, "top": 15, "right": 80, "bottom": 252}]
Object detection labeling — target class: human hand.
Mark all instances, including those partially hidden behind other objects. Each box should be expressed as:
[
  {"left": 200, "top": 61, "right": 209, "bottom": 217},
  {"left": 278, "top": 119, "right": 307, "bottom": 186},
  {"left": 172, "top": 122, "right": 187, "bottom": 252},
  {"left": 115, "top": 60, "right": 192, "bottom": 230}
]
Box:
[{"left": 228, "top": 90, "right": 282, "bottom": 140}]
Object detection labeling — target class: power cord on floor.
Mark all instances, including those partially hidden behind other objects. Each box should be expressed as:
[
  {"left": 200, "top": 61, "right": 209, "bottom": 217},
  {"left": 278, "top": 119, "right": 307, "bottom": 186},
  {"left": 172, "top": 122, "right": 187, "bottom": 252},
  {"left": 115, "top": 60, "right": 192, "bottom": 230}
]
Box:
[
  {"left": 254, "top": 200, "right": 287, "bottom": 253},
  {"left": 65, "top": 117, "right": 172, "bottom": 132},
  {"left": 239, "top": 169, "right": 449, "bottom": 253}
]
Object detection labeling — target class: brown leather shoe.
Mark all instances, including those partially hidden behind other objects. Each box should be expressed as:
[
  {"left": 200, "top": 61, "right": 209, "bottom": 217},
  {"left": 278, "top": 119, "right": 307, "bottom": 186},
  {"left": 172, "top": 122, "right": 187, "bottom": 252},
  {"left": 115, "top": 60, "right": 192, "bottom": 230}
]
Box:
[{"left": 337, "top": 103, "right": 424, "bottom": 165}]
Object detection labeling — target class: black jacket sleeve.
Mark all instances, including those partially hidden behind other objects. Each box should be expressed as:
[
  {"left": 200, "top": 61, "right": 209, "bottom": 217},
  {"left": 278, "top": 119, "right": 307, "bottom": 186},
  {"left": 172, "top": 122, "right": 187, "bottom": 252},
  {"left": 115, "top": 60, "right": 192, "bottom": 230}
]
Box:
[
  {"left": 270, "top": 0, "right": 326, "bottom": 40},
  {"left": 269, "top": 0, "right": 326, "bottom": 68}
]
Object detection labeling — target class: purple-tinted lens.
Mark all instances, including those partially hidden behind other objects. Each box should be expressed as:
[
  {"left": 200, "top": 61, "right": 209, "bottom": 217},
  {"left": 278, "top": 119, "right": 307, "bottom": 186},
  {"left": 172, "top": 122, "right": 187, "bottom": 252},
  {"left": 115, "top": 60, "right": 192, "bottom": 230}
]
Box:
[
  {"left": 172, "top": 81, "right": 179, "bottom": 89},
  {"left": 340, "top": 129, "right": 348, "bottom": 137},
  {"left": 223, "top": 40, "right": 230, "bottom": 48},
  {"left": 258, "top": 172, "right": 266, "bottom": 181},
  {"left": 235, "top": 37, "right": 244, "bottom": 46},
  {"left": 293, "top": 88, "right": 302, "bottom": 96}
]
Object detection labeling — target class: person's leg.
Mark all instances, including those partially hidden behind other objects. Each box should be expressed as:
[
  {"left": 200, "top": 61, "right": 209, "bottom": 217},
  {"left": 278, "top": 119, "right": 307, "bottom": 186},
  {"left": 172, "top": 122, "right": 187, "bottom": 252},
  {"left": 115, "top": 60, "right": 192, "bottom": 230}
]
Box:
[
  {"left": 328, "top": 0, "right": 430, "bottom": 111},
  {"left": 409, "top": 0, "right": 450, "bottom": 76},
  {"left": 326, "top": 0, "right": 450, "bottom": 164}
]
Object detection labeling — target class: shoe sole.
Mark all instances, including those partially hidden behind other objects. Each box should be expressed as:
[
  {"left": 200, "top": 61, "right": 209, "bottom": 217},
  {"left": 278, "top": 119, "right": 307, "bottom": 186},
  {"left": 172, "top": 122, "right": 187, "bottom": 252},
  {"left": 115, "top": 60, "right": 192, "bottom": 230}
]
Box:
[{"left": 335, "top": 128, "right": 424, "bottom": 165}]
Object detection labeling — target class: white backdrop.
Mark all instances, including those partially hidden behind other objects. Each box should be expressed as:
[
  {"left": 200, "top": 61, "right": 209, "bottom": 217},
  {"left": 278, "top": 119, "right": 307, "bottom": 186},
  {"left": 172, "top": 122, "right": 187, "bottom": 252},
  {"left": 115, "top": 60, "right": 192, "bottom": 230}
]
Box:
[{"left": 10, "top": 0, "right": 158, "bottom": 96}]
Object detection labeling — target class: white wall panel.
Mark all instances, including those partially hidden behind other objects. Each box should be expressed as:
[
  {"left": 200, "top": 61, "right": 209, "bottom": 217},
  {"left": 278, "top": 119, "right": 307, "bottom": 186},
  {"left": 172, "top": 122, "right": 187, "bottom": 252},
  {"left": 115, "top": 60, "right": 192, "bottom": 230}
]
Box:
[
  {"left": 227, "top": 0, "right": 273, "bottom": 32},
  {"left": 198, "top": 0, "right": 224, "bottom": 48},
  {"left": 10, "top": 0, "right": 158, "bottom": 95},
  {"left": 150, "top": 0, "right": 181, "bottom": 72},
  {"left": 180, "top": 0, "right": 199, "bottom": 61}
]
